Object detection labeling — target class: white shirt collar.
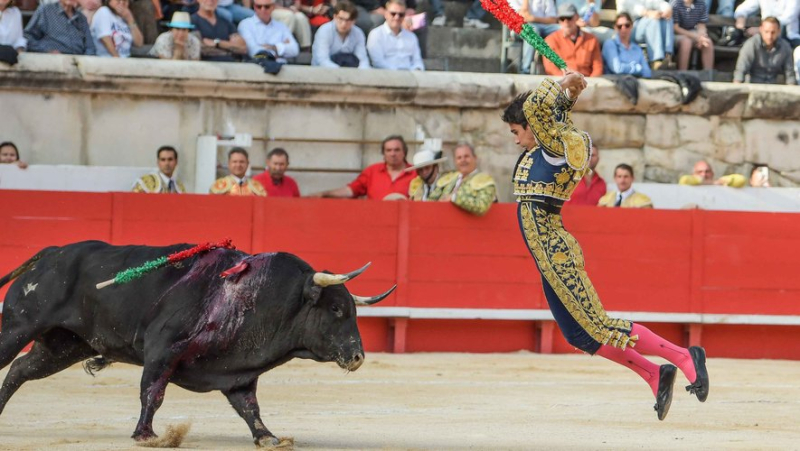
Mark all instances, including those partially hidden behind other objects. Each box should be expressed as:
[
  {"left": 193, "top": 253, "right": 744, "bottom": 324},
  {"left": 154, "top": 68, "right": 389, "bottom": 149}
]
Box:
[{"left": 618, "top": 186, "right": 635, "bottom": 201}]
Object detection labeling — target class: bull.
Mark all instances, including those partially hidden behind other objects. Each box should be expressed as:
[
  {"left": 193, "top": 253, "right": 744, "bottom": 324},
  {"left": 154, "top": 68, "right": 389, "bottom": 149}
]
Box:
[{"left": 0, "top": 241, "right": 394, "bottom": 446}]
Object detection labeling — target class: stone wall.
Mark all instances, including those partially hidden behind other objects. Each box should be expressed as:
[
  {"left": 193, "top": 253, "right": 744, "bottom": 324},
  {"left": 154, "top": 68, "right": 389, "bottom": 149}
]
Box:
[{"left": 1, "top": 54, "right": 799, "bottom": 199}]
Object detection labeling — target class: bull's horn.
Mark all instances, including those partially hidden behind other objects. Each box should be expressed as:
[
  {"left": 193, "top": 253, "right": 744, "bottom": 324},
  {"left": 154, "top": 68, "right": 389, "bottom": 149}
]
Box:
[
  {"left": 353, "top": 285, "right": 396, "bottom": 306},
  {"left": 312, "top": 262, "right": 371, "bottom": 287}
]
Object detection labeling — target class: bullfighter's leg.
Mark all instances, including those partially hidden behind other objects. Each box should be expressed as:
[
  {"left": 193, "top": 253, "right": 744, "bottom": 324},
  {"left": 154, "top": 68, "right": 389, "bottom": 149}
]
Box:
[
  {"left": 223, "top": 379, "right": 281, "bottom": 447},
  {"left": 0, "top": 328, "right": 95, "bottom": 416},
  {"left": 132, "top": 356, "right": 178, "bottom": 441}
]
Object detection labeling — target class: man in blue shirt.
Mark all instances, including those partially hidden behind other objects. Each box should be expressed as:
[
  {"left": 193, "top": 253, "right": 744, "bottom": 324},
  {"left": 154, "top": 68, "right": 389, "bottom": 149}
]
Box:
[
  {"left": 237, "top": 0, "right": 299, "bottom": 61},
  {"left": 602, "top": 12, "right": 651, "bottom": 77},
  {"left": 24, "top": 0, "right": 95, "bottom": 55},
  {"left": 312, "top": 1, "right": 370, "bottom": 68}
]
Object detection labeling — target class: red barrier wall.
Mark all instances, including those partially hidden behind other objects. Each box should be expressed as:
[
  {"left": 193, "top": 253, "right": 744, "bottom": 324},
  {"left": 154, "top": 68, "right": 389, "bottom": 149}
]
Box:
[{"left": 2, "top": 191, "right": 800, "bottom": 359}]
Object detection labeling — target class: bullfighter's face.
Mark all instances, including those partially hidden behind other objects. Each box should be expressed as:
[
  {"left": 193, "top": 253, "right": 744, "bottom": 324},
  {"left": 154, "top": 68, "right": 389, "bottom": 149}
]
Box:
[{"left": 508, "top": 123, "right": 537, "bottom": 151}]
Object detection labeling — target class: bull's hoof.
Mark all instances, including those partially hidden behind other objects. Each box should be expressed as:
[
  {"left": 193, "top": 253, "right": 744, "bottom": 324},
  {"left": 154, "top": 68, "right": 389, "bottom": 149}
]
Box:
[
  {"left": 255, "top": 435, "right": 294, "bottom": 449},
  {"left": 132, "top": 431, "right": 158, "bottom": 442}
]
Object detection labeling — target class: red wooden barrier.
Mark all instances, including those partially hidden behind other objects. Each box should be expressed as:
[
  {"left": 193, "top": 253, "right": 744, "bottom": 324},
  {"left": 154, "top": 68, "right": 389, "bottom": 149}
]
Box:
[{"left": 2, "top": 190, "right": 800, "bottom": 359}]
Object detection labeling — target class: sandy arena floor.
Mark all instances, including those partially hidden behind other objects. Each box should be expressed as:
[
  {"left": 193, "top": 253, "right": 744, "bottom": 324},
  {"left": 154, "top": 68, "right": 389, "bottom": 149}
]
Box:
[{"left": 0, "top": 352, "right": 798, "bottom": 450}]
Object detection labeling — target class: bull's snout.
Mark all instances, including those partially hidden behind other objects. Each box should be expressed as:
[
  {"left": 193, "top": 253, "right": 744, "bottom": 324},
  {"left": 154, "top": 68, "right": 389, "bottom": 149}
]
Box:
[{"left": 343, "top": 352, "right": 364, "bottom": 372}]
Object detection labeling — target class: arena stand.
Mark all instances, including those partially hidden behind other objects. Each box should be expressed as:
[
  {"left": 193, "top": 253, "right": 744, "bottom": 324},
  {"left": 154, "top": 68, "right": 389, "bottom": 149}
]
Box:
[{"left": 2, "top": 190, "right": 799, "bottom": 360}]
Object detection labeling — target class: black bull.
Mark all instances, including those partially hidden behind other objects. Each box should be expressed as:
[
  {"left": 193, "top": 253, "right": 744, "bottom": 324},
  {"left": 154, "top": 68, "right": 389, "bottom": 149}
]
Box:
[{"left": 0, "top": 241, "right": 394, "bottom": 445}]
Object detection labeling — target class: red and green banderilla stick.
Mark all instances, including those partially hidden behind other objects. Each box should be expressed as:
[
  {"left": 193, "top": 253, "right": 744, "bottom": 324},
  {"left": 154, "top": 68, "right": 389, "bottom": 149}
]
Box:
[
  {"left": 96, "top": 239, "right": 236, "bottom": 289},
  {"left": 481, "top": 0, "right": 567, "bottom": 71}
]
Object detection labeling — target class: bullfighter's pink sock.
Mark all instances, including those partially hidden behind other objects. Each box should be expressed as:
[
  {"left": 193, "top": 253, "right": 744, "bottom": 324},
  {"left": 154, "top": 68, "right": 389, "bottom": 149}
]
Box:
[
  {"left": 630, "top": 323, "right": 696, "bottom": 383},
  {"left": 596, "top": 345, "right": 660, "bottom": 396}
]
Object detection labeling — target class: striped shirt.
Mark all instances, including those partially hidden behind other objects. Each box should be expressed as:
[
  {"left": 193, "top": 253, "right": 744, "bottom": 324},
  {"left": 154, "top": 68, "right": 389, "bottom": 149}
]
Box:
[
  {"left": 23, "top": 2, "right": 95, "bottom": 55},
  {"left": 670, "top": 0, "right": 708, "bottom": 30}
]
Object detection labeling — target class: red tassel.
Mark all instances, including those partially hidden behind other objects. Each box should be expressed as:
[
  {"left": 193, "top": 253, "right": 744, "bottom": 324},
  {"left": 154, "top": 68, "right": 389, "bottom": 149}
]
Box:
[
  {"left": 480, "top": 0, "right": 524, "bottom": 32},
  {"left": 166, "top": 238, "right": 235, "bottom": 265}
]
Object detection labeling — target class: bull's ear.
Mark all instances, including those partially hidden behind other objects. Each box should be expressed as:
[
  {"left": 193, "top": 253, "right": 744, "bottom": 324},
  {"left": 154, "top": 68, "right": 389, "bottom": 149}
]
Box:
[{"left": 303, "top": 276, "right": 323, "bottom": 304}]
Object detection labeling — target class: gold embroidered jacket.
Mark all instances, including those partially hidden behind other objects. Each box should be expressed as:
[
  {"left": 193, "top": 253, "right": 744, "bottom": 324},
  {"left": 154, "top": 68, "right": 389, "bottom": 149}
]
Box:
[
  {"left": 678, "top": 173, "right": 746, "bottom": 188},
  {"left": 408, "top": 176, "right": 442, "bottom": 201},
  {"left": 432, "top": 171, "right": 496, "bottom": 216},
  {"left": 209, "top": 176, "right": 267, "bottom": 196},
  {"left": 132, "top": 173, "right": 185, "bottom": 194}
]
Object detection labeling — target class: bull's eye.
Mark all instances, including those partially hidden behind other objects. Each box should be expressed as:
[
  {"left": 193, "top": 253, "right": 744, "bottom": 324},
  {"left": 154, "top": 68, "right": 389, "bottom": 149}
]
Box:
[{"left": 331, "top": 304, "right": 341, "bottom": 315}]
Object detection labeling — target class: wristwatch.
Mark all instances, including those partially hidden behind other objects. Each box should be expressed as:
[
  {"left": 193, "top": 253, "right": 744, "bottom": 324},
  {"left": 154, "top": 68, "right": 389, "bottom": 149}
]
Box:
[{"left": 214, "top": 38, "right": 221, "bottom": 48}]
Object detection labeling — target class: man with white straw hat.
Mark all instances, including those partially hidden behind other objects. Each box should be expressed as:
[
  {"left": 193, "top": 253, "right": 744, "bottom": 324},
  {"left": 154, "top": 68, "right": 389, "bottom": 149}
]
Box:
[
  {"left": 406, "top": 147, "right": 448, "bottom": 201},
  {"left": 149, "top": 11, "right": 201, "bottom": 60}
]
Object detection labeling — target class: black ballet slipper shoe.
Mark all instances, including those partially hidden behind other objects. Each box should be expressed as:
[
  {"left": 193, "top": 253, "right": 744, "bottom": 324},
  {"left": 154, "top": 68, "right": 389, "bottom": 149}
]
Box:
[
  {"left": 654, "top": 364, "right": 677, "bottom": 421},
  {"left": 685, "top": 346, "right": 709, "bottom": 402}
]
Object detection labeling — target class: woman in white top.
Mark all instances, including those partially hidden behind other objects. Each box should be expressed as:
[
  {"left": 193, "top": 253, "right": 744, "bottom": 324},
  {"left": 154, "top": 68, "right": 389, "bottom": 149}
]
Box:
[
  {"left": 0, "top": 0, "right": 27, "bottom": 50},
  {"left": 91, "top": 0, "right": 143, "bottom": 57}
]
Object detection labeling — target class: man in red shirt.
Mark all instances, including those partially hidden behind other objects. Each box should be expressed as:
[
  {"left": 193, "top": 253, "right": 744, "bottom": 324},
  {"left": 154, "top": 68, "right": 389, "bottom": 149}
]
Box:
[
  {"left": 314, "top": 135, "right": 415, "bottom": 200},
  {"left": 253, "top": 148, "right": 301, "bottom": 197},
  {"left": 565, "top": 144, "right": 606, "bottom": 206},
  {"left": 543, "top": 4, "right": 603, "bottom": 77}
]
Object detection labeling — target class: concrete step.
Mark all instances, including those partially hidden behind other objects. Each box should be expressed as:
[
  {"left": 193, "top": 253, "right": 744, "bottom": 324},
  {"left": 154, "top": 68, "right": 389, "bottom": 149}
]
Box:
[
  {"left": 424, "top": 56, "right": 500, "bottom": 73},
  {"left": 425, "top": 26, "right": 502, "bottom": 59}
]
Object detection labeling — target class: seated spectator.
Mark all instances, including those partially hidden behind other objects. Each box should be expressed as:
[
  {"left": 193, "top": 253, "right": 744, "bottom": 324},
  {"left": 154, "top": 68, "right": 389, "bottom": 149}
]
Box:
[
  {"left": 509, "top": 0, "right": 558, "bottom": 74},
  {"left": 750, "top": 165, "right": 770, "bottom": 187},
  {"left": 0, "top": 0, "right": 27, "bottom": 51},
  {"left": 0, "top": 141, "right": 27, "bottom": 168},
  {"left": 272, "top": 0, "right": 312, "bottom": 49},
  {"left": 734, "top": 17, "right": 797, "bottom": 85},
  {"left": 24, "top": 0, "right": 96, "bottom": 55},
  {"left": 406, "top": 148, "right": 447, "bottom": 201},
  {"left": 602, "top": 12, "right": 652, "bottom": 77},
  {"left": 252, "top": 147, "right": 301, "bottom": 197},
  {"left": 432, "top": 143, "right": 496, "bottom": 216},
  {"left": 210, "top": 147, "right": 267, "bottom": 196},
  {"left": 366, "top": 0, "right": 423, "bottom": 70},
  {"left": 671, "top": 0, "right": 713, "bottom": 71},
  {"left": 543, "top": 3, "right": 602, "bottom": 76},
  {"left": 149, "top": 11, "right": 201, "bottom": 59},
  {"left": 238, "top": 0, "right": 299, "bottom": 60},
  {"left": 565, "top": 144, "right": 605, "bottom": 206},
  {"left": 192, "top": 0, "right": 248, "bottom": 61},
  {"left": 617, "top": 0, "right": 674, "bottom": 69},
  {"left": 298, "top": 0, "right": 332, "bottom": 29},
  {"left": 91, "top": 0, "right": 144, "bottom": 57},
  {"left": 132, "top": 145, "right": 186, "bottom": 193},
  {"left": 428, "top": 0, "right": 490, "bottom": 29},
  {"left": 678, "top": 160, "right": 746, "bottom": 187},
  {"left": 216, "top": 0, "right": 254, "bottom": 25},
  {"left": 598, "top": 163, "right": 652, "bottom": 208},
  {"left": 313, "top": 135, "right": 416, "bottom": 200},
  {"left": 311, "top": 0, "right": 370, "bottom": 68},
  {"left": 733, "top": 0, "right": 799, "bottom": 48}
]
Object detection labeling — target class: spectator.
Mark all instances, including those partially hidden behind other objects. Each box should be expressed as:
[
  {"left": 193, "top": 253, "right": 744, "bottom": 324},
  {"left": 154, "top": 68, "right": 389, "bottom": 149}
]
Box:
[
  {"left": 678, "top": 160, "right": 747, "bottom": 187},
  {"left": 406, "top": 148, "right": 447, "bottom": 201},
  {"left": 428, "top": 0, "right": 490, "bottom": 29},
  {"left": 312, "top": 0, "right": 370, "bottom": 68},
  {"left": 132, "top": 145, "right": 186, "bottom": 193},
  {"left": 216, "top": 0, "right": 254, "bottom": 25},
  {"left": 543, "top": 3, "right": 602, "bottom": 76},
  {"left": 565, "top": 143, "right": 605, "bottom": 206},
  {"left": 90, "top": 0, "right": 144, "bottom": 57},
  {"left": 433, "top": 143, "right": 497, "bottom": 216},
  {"left": 252, "top": 147, "right": 301, "bottom": 197},
  {"left": 149, "top": 11, "right": 201, "bottom": 59},
  {"left": 734, "top": 0, "right": 800, "bottom": 48},
  {"left": 598, "top": 163, "right": 653, "bottom": 208},
  {"left": 313, "top": 135, "right": 416, "bottom": 200},
  {"left": 192, "top": 0, "right": 248, "bottom": 61},
  {"left": 617, "top": 0, "right": 674, "bottom": 69},
  {"left": 366, "top": 0, "right": 423, "bottom": 70},
  {"left": 734, "top": 17, "right": 797, "bottom": 85},
  {"left": 298, "top": 0, "right": 332, "bottom": 29},
  {"left": 602, "top": 12, "right": 652, "bottom": 77},
  {"left": 24, "top": 0, "right": 96, "bottom": 55},
  {"left": 238, "top": 0, "right": 299, "bottom": 60},
  {"left": 210, "top": 147, "right": 267, "bottom": 196},
  {"left": 750, "top": 165, "right": 770, "bottom": 187},
  {"left": 0, "top": 0, "right": 27, "bottom": 51},
  {"left": 671, "top": 0, "right": 713, "bottom": 71},
  {"left": 509, "top": 0, "right": 558, "bottom": 74},
  {"left": 161, "top": 0, "right": 199, "bottom": 29},
  {"left": 0, "top": 141, "right": 27, "bottom": 169},
  {"left": 272, "top": 0, "right": 312, "bottom": 49}
]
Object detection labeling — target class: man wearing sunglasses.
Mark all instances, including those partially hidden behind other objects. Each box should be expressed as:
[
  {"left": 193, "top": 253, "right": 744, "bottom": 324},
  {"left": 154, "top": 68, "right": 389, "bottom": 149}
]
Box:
[
  {"left": 602, "top": 12, "right": 651, "bottom": 77},
  {"left": 543, "top": 3, "right": 602, "bottom": 76},
  {"left": 366, "top": 0, "right": 423, "bottom": 70},
  {"left": 237, "top": 0, "right": 299, "bottom": 61}
]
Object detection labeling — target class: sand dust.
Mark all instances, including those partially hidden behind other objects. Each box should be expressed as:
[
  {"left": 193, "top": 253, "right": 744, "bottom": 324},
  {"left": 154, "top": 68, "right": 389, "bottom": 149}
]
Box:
[{"left": 1, "top": 352, "right": 799, "bottom": 450}]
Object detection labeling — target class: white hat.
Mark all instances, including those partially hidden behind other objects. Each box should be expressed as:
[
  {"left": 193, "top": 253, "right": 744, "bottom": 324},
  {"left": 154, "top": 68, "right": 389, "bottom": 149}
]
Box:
[{"left": 404, "top": 149, "right": 447, "bottom": 172}]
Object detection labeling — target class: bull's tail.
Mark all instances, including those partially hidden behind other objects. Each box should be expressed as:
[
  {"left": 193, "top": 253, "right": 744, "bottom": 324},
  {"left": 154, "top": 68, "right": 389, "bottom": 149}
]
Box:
[
  {"left": 0, "top": 249, "right": 49, "bottom": 289},
  {"left": 83, "top": 356, "right": 114, "bottom": 376}
]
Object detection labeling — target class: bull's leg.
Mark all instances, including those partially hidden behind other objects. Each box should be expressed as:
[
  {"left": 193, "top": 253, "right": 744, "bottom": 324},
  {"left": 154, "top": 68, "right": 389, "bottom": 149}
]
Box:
[
  {"left": 132, "top": 355, "right": 179, "bottom": 441},
  {"left": 0, "top": 328, "right": 95, "bottom": 415},
  {"left": 0, "top": 322, "right": 43, "bottom": 373},
  {"left": 223, "top": 380, "right": 281, "bottom": 447}
]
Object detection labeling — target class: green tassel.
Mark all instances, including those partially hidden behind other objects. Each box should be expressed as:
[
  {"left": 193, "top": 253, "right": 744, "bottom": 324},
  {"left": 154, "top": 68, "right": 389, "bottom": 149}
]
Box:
[
  {"left": 520, "top": 25, "right": 567, "bottom": 70},
  {"left": 113, "top": 256, "right": 168, "bottom": 285}
]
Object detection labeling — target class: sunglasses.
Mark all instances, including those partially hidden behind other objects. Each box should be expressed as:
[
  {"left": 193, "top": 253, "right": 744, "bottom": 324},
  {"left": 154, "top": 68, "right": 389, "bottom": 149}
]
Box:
[
  {"left": 615, "top": 22, "right": 632, "bottom": 29},
  {"left": 254, "top": 3, "right": 274, "bottom": 9},
  {"left": 558, "top": 16, "right": 575, "bottom": 21},
  {"left": 388, "top": 11, "right": 405, "bottom": 17}
]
